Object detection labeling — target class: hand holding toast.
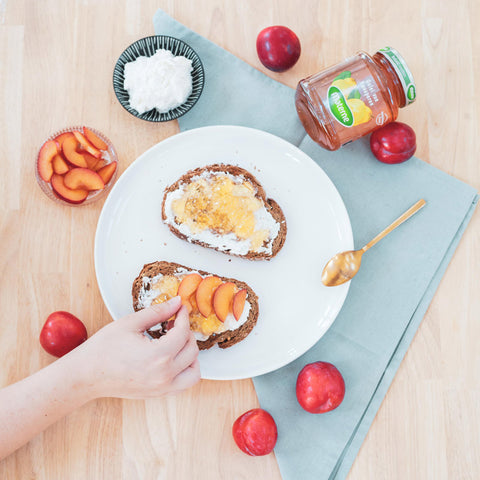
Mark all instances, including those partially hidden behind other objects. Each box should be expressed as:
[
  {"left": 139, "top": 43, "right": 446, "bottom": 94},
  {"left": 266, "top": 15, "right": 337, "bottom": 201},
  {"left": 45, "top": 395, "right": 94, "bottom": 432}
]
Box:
[
  {"left": 74, "top": 296, "right": 201, "bottom": 399},
  {"left": 0, "top": 297, "right": 200, "bottom": 459}
]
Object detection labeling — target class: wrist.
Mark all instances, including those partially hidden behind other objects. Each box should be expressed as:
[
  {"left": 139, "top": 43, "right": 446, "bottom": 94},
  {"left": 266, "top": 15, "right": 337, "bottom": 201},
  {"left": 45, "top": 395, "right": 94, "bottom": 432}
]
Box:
[{"left": 56, "top": 346, "right": 102, "bottom": 403}]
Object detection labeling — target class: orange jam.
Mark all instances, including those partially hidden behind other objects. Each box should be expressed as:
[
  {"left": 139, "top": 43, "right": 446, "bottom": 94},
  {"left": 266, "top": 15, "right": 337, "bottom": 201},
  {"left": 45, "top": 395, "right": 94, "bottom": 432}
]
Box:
[
  {"left": 151, "top": 275, "right": 180, "bottom": 305},
  {"left": 171, "top": 174, "right": 269, "bottom": 251},
  {"left": 190, "top": 312, "right": 223, "bottom": 336},
  {"left": 295, "top": 47, "right": 416, "bottom": 150}
]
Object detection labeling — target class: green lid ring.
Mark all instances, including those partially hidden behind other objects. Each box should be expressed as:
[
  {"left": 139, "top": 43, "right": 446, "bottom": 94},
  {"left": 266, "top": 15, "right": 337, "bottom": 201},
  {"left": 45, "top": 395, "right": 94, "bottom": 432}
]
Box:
[{"left": 378, "top": 46, "right": 416, "bottom": 105}]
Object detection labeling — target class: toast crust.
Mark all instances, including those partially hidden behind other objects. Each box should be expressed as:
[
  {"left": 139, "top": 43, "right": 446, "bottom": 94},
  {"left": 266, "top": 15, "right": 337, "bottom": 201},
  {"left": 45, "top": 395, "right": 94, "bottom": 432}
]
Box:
[
  {"left": 132, "top": 261, "right": 259, "bottom": 350},
  {"left": 161, "top": 164, "right": 287, "bottom": 260}
]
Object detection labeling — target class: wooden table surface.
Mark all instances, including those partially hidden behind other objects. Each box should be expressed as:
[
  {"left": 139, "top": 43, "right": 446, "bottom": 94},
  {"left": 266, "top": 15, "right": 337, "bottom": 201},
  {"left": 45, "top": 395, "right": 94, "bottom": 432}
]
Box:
[{"left": 1, "top": 1, "right": 478, "bottom": 479}]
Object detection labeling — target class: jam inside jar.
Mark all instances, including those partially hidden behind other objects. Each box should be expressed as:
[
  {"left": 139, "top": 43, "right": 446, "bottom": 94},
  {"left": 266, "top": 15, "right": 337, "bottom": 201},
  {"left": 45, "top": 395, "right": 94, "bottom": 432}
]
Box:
[{"left": 295, "top": 47, "right": 416, "bottom": 150}]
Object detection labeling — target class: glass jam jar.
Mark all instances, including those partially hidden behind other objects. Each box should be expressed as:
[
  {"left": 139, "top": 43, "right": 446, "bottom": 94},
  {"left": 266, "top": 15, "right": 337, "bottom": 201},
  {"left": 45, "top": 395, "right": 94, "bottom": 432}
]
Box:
[{"left": 295, "top": 46, "right": 416, "bottom": 150}]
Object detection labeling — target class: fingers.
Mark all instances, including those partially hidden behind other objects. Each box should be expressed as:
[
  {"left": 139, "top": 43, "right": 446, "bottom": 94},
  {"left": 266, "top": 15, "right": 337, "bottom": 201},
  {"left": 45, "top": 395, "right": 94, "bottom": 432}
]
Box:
[
  {"left": 173, "top": 332, "right": 199, "bottom": 373},
  {"left": 125, "top": 296, "right": 182, "bottom": 331},
  {"left": 158, "top": 305, "right": 191, "bottom": 355},
  {"left": 171, "top": 358, "right": 201, "bottom": 392}
]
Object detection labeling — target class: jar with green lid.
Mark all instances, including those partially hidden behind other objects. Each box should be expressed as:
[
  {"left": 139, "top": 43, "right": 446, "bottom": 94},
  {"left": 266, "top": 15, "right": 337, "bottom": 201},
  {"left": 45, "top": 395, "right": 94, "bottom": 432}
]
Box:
[{"left": 295, "top": 46, "right": 416, "bottom": 150}]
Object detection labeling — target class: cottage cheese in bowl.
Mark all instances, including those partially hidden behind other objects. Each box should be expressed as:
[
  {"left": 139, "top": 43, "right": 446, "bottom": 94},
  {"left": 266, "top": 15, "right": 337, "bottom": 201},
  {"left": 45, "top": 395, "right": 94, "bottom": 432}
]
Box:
[{"left": 123, "top": 49, "right": 193, "bottom": 114}]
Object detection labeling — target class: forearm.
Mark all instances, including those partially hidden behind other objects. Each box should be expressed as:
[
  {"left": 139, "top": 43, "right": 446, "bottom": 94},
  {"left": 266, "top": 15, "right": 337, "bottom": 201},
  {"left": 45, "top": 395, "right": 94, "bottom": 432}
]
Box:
[{"left": 0, "top": 350, "right": 96, "bottom": 459}]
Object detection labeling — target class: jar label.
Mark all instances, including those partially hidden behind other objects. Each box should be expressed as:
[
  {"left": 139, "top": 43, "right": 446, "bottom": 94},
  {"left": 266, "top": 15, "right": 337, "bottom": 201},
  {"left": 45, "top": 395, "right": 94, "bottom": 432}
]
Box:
[{"left": 327, "top": 71, "right": 373, "bottom": 128}]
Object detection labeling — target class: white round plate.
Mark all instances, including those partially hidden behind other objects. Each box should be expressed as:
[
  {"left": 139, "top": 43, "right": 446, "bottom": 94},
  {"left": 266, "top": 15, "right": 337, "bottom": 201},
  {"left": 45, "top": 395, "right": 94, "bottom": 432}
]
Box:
[{"left": 94, "top": 126, "right": 353, "bottom": 380}]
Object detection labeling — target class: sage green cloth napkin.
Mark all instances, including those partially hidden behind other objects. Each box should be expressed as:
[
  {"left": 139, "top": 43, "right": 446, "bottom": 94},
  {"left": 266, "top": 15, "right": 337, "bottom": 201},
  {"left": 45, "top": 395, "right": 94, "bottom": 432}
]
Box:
[{"left": 153, "top": 10, "right": 478, "bottom": 479}]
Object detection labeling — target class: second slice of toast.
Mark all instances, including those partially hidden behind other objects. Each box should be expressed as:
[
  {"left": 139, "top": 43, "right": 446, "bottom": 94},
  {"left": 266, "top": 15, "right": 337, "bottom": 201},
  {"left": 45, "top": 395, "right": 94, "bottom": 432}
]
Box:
[{"left": 132, "top": 261, "right": 259, "bottom": 350}]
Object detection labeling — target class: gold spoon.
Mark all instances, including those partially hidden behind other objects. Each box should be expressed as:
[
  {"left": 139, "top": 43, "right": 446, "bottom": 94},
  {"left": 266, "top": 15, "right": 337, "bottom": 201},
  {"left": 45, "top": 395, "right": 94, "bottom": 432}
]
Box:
[{"left": 322, "top": 199, "right": 426, "bottom": 287}]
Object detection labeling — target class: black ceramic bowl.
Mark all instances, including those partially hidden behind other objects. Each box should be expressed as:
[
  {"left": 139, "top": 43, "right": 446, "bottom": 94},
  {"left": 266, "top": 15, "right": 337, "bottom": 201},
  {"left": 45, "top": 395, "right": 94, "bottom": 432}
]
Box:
[{"left": 113, "top": 35, "right": 205, "bottom": 122}]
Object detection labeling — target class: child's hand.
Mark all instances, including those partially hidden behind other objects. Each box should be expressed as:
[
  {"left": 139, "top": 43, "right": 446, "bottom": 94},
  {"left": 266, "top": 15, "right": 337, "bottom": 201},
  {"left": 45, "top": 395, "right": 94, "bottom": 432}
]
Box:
[{"left": 74, "top": 296, "right": 200, "bottom": 399}]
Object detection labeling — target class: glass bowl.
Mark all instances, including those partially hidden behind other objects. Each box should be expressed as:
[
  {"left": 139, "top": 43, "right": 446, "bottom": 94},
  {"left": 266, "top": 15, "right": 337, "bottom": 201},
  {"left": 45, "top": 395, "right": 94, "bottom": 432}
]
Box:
[{"left": 35, "top": 126, "right": 119, "bottom": 206}]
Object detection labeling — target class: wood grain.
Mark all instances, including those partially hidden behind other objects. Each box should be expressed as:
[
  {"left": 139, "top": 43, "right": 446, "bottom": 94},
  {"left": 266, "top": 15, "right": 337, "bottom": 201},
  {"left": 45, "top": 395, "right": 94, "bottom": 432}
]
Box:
[{"left": 0, "top": 1, "right": 478, "bottom": 479}]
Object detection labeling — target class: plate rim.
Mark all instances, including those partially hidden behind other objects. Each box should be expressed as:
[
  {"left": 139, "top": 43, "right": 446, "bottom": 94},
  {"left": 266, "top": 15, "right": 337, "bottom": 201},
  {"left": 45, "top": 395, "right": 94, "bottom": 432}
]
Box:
[{"left": 94, "top": 125, "right": 353, "bottom": 380}]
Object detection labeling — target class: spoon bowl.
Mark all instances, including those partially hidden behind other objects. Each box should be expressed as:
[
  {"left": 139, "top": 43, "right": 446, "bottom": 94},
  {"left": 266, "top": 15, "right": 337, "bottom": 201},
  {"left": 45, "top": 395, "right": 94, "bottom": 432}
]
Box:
[{"left": 321, "top": 250, "right": 364, "bottom": 286}]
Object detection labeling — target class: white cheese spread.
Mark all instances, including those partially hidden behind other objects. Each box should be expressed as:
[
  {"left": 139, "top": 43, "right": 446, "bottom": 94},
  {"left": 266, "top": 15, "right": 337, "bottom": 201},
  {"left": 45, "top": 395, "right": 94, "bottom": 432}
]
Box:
[{"left": 124, "top": 49, "right": 193, "bottom": 114}]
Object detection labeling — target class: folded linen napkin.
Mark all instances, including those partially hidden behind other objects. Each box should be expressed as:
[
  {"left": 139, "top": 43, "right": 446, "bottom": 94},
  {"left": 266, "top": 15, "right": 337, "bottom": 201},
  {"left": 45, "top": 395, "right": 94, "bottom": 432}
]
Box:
[{"left": 154, "top": 10, "right": 478, "bottom": 479}]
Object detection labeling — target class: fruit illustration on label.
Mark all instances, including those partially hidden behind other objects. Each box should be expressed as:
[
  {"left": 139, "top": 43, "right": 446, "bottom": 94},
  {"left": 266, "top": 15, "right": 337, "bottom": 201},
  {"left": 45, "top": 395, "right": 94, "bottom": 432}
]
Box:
[
  {"left": 347, "top": 98, "right": 372, "bottom": 126},
  {"left": 331, "top": 75, "right": 357, "bottom": 98},
  {"left": 328, "top": 71, "right": 372, "bottom": 128}
]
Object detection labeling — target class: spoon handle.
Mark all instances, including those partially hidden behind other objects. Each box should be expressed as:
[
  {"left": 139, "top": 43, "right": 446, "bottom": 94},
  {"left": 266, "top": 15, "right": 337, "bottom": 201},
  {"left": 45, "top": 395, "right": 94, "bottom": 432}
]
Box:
[{"left": 362, "top": 199, "right": 426, "bottom": 252}]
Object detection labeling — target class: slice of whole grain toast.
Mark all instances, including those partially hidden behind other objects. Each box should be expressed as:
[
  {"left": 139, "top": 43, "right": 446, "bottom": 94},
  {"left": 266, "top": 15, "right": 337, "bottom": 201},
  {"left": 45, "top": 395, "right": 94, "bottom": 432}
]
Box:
[
  {"left": 132, "top": 261, "right": 259, "bottom": 350},
  {"left": 161, "top": 164, "right": 287, "bottom": 260}
]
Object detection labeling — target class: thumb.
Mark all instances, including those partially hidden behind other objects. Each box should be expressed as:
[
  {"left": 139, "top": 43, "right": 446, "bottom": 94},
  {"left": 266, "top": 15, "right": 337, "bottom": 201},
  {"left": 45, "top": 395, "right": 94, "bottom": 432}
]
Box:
[{"left": 126, "top": 296, "right": 182, "bottom": 331}]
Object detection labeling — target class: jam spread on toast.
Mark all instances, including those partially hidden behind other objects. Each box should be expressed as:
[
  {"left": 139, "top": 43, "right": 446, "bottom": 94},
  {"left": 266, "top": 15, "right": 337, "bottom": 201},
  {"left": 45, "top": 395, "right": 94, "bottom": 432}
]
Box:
[{"left": 171, "top": 174, "right": 270, "bottom": 252}]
